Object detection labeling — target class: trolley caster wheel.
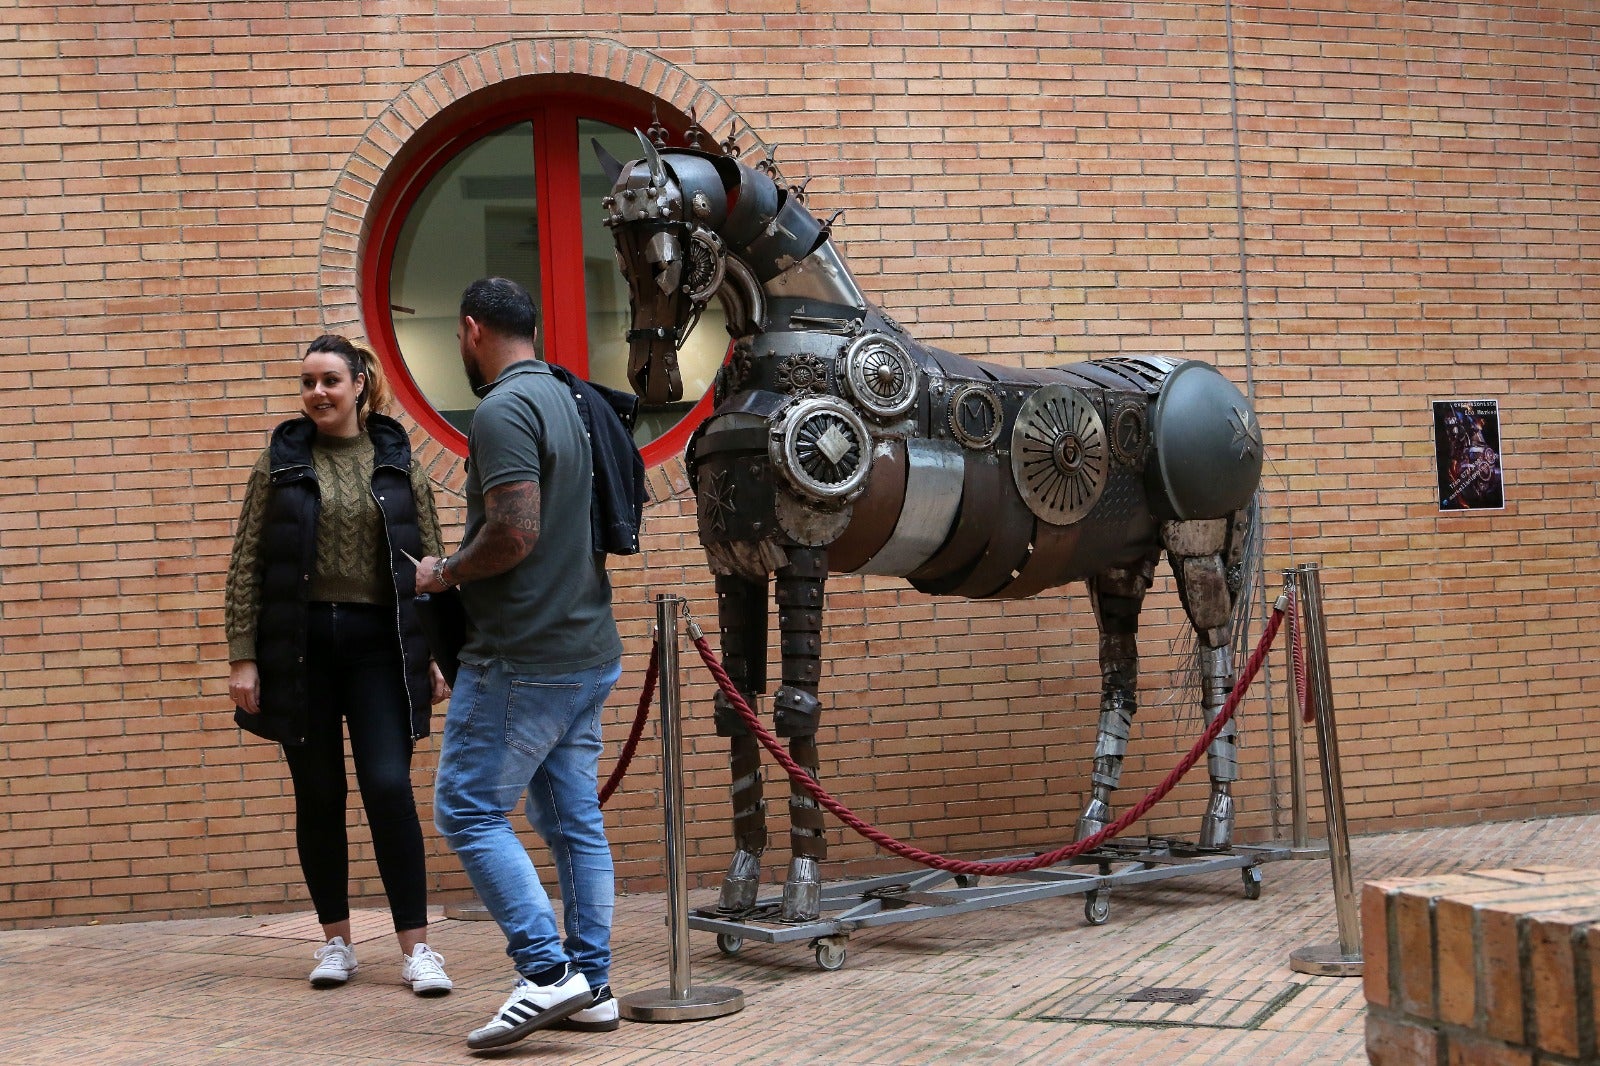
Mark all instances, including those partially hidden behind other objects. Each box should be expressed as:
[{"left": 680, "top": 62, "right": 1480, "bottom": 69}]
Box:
[
  {"left": 1242, "top": 866, "right": 1263, "bottom": 901},
  {"left": 812, "top": 936, "right": 848, "bottom": 971},
  {"left": 716, "top": 933, "right": 744, "bottom": 956},
  {"left": 1084, "top": 890, "right": 1111, "bottom": 926},
  {"left": 954, "top": 874, "right": 980, "bottom": 888}
]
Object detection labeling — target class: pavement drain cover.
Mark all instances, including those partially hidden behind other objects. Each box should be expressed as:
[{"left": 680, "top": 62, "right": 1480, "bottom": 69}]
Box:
[
  {"left": 1032, "top": 978, "right": 1304, "bottom": 1030},
  {"left": 1128, "top": 986, "right": 1207, "bottom": 1004}
]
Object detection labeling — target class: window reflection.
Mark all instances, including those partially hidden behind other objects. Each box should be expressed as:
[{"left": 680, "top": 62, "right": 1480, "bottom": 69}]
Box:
[
  {"left": 390, "top": 123, "right": 541, "bottom": 434},
  {"left": 385, "top": 114, "right": 727, "bottom": 453}
]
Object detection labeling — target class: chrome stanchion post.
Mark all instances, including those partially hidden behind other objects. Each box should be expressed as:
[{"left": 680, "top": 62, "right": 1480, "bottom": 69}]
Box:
[
  {"left": 1288, "top": 563, "right": 1363, "bottom": 976},
  {"left": 1284, "top": 570, "right": 1328, "bottom": 860},
  {"left": 620, "top": 594, "right": 745, "bottom": 1022}
]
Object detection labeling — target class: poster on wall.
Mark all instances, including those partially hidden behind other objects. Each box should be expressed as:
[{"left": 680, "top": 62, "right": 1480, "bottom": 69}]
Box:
[{"left": 1432, "top": 399, "right": 1504, "bottom": 512}]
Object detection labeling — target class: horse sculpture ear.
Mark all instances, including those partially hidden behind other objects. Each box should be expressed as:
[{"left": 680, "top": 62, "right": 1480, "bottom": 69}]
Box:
[
  {"left": 636, "top": 128, "right": 667, "bottom": 185},
  {"left": 592, "top": 138, "right": 624, "bottom": 186}
]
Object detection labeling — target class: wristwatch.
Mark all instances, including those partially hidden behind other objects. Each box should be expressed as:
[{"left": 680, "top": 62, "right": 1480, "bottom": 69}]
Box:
[{"left": 433, "top": 555, "right": 456, "bottom": 589}]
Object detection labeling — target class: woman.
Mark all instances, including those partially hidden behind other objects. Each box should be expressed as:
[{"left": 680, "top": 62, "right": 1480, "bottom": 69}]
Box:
[{"left": 225, "top": 334, "right": 454, "bottom": 996}]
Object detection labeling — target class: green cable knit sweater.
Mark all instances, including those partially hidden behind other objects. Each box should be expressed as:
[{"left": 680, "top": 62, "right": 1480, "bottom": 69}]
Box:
[{"left": 224, "top": 430, "right": 444, "bottom": 662}]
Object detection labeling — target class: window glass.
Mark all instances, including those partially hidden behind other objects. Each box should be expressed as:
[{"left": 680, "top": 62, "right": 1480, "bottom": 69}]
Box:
[
  {"left": 579, "top": 120, "right": 729, "bottom": 446},
  {"left": 373, "top": 103, "right": 728, "bottom": 461},
  {"left": 390, "top": 123, "right": 542, "bottom": 435}
]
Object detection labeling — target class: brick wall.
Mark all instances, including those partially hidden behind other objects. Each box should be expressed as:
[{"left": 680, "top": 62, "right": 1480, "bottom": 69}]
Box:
[
  {"left": 1364, "top": 867, "right": 1600, "bottom": 1064},
  {"left": 1, "top": 1, "right": 1597, "bottom": 925}
]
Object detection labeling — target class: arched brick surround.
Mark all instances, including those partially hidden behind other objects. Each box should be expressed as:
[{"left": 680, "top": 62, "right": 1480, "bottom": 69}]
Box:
[{"left": 315, "top": 36, "right": 767, "bottom": 503}]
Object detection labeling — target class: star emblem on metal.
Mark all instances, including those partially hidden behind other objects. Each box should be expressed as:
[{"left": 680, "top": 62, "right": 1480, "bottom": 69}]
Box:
[
  {"left": 1228, "top": 405, "right": 1262, "bottom": 462},
  {"left": 702, "top": 469, "right": 736, "bottom": 535}
]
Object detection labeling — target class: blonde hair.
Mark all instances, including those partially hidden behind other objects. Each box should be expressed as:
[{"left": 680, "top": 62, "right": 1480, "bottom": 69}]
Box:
[{"left": 305, "top": 334, "right": 391, "bottom": 426}]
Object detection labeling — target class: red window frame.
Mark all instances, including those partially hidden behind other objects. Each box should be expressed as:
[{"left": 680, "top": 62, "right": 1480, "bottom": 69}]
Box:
[{"left": 359, "top": 93, "right": 717, "bottom": 467}]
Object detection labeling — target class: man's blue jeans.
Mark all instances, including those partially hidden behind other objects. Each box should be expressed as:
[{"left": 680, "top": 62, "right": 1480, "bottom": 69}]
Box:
[{"left": 434, "top": 656, "right": 622, "bottom": 985}]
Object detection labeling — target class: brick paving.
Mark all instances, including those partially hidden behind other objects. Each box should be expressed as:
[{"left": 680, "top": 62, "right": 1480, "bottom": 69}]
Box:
[{"left": 1, "top": 814, "right": 1596, "bottom": 1065}]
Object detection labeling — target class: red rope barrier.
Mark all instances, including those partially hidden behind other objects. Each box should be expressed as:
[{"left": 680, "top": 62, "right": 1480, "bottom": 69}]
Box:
[
  {"left": 1287, "top": 585, "right": 1313, "bottom": 723},
  {"left": 690, "top": 607, "right": 1285, "bottom": 877},
  {"left": 599, "top": 641, "right": 658, "bottom": 806}
]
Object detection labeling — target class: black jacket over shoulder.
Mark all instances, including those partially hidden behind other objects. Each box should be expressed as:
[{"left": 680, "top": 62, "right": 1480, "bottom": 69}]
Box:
[
  {"left": 548, "top": 364, "right": 646, "bottom": 555},
  {"left": 236, "top": 413, "right": 433, "bottom": 746}
]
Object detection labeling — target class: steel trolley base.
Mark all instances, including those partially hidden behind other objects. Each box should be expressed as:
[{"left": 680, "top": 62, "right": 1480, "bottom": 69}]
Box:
[{"left": 690, "top": 838, "right": 1291, "bottom": 971}]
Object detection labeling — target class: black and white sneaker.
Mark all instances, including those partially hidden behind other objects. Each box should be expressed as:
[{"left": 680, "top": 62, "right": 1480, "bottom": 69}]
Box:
[
  {"left": 465, "top": 969, "right": 592, "bottom": 1050},
  {"left": 554, "top": 984, "right": 620, "bottom": 1032}
]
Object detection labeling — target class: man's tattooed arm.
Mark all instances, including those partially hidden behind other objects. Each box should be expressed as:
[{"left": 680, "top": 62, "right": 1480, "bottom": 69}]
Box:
[{"left": 444, "top": 480, "right": 541, "bottom": 584}]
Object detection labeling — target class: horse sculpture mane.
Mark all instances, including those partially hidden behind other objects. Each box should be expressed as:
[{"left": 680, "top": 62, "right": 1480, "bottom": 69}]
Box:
[{"left": 600, "top": 128, "right": 1265, "bottom": 922}]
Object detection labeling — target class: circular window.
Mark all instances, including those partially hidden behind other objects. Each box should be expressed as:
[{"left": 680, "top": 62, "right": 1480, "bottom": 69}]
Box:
[{"left": 360, "top": 84, "right": 728, "bottom": 466}]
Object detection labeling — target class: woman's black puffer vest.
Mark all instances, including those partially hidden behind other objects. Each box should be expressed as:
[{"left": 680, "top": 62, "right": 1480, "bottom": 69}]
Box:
[{"left": 235, "top": 413, "right": 433, "bottom": 746}]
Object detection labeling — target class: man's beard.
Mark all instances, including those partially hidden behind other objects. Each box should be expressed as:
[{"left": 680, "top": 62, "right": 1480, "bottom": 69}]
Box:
[{"left": 463, "top": 348, "right": 486, "bottom": 392}]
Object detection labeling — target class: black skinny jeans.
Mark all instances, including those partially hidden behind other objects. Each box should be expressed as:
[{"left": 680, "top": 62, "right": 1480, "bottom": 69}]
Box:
[{"left": 283, "top": 601, "right": 428, "bottom": 932}]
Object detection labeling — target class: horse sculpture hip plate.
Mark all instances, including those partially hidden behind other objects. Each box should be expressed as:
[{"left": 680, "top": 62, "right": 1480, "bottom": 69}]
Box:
[{"left": 599, "top": 127, "right": 1264, "bottom": 922}]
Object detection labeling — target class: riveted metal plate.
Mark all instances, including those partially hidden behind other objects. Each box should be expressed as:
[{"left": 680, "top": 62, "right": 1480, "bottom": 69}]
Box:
[
  {"left": 825, "top": 440, "right": 908, "bottom": 572},
  {"left": 853, "top": 438, "right": 964, "bottom": 576},
  {"left": 907, "top": 449, "right": 1001, "bottom": 587},
  {"left": 940, "top": 482, "right": 1036, "bottom": 599}
]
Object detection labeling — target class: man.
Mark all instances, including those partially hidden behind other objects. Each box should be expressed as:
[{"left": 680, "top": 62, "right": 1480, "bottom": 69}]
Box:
[{"left": 416, "top": 277, "right": 625, "bottom": 1051}]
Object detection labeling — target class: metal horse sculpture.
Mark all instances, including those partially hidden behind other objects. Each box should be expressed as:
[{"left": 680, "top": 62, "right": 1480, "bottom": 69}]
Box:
[{"left": 599, "top": 130, "right": 1265, "bottom": 922}]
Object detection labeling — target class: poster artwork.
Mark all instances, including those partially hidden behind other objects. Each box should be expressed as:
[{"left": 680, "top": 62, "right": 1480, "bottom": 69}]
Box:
[{"left": 1432, "top": 399, "right": 1504, "bottom": 512}]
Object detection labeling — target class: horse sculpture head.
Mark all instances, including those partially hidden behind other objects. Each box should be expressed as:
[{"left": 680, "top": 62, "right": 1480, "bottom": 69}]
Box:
[{"left": 598, "top": 131, "right": 849, "bottom": 406}]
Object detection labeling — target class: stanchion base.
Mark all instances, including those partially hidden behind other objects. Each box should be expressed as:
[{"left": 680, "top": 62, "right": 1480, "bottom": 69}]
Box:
[
  {"left": 1289, "top": 942, "right": 1363, "bottom": 977},
  {"left": 619, "top": 985, "right": 745, "bottom": 1023},
  {"left": 1264, "top": 838, "right": 1332, "bottom": 860},
  {"left": 442, "top": 898, "right": 494, "bottom": 922}
]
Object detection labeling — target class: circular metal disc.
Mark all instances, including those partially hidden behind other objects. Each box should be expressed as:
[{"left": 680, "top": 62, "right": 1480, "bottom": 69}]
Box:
[
  {"left": 769, "top": 396, "right": 873, "bottom": 502},
  {"left": 1009, "top": 384, "right": 1108, "bottom": 526},
  {"left": 842, "top": 332, "right": 918, "bottom": 419}
]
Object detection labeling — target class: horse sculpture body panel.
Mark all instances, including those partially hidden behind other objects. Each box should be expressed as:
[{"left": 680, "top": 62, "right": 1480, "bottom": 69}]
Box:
[{"left": 600, "top": 132, "right": 1265, "bottom": 921}]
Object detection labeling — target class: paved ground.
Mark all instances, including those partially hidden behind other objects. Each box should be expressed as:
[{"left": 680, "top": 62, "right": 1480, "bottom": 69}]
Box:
[{"left": 3, "top": 813, "right": 1596, "bottom": 1065}]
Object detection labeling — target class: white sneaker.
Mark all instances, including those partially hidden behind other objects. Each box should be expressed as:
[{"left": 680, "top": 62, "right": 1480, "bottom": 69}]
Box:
[
  {"left": 401, "top": 943, "right": 453, "bottom": 997},
  {"left": 555, "top": 983, "right": 620, "bottom": 1032},
  {"left": 309, "top": 936, "right": 358, "bottom": 988},
  {"left": 466, "top": 968, "right": 592, "bottom": 1050}
]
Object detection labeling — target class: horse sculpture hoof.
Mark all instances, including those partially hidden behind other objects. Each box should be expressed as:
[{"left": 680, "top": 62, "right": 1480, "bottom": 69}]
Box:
[
  {"left": 1198, "top": 790, "right": 1235, "bottom": 850},
  {"left": 717, "top": 849, "right": 763, "bottom": 914},
  {"left": 1076, "top": 797, "right": 1112, "bottom": 844},
  {"left": 780, "top": 856, "right": 821, "bottom": 922}
]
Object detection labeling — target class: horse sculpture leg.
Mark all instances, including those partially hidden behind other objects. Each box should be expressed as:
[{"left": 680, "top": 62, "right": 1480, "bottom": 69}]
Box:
[
  {"left": 1166, "top": 516, "right": 1246, "bottom": 849},
  {"left": 772, "top": 546, "right": 828, "bottom": 922},
  {"left": 1078, "top": 558, "right": 1159, "bottom": 841},
  {"left": 713, "top": 573, "right": 769, "bottom": 914}
]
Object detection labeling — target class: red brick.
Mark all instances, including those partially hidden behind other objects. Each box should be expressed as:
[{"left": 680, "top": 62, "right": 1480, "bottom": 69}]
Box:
[
  {"left": 1442, "top": 1029, "right": 1534, "bottom": 1066},
  {"left": 1367, "top": 1009, "right": 1439, "bottom": 1066}
]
